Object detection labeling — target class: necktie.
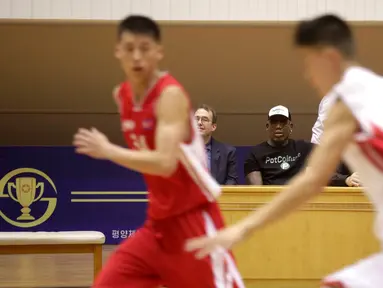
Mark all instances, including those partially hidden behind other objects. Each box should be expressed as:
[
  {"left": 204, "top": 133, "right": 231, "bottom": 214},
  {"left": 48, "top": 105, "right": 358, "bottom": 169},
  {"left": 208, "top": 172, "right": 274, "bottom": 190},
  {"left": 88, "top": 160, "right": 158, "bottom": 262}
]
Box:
[{"left": 206, "top": 146, "right": 211, "bottom": 171}]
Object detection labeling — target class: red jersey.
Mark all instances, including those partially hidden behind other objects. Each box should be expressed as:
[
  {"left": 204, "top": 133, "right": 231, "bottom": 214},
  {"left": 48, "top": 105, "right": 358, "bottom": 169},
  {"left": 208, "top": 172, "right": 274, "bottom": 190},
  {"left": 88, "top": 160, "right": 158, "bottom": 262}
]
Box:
[{"left": 116, "top": 73, "right": 221, "bottom": 220}]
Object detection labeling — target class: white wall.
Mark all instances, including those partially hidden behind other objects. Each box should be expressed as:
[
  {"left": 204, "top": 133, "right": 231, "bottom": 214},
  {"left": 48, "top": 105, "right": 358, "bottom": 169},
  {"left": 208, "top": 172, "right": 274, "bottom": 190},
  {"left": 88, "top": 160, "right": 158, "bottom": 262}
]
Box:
[{"left": 0, "top": 0, "right": 383, "bottom": 21}]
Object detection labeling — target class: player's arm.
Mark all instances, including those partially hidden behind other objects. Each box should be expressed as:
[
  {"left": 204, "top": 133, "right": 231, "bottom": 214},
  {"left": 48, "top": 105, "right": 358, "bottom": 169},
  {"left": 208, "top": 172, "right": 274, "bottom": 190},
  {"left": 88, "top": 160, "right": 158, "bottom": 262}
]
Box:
[
  {"left": 104, "top": 86, "right": 188, "bottom": 177},
  {"left": 238, "top": 99, "right": 357, "bottom": 236}
]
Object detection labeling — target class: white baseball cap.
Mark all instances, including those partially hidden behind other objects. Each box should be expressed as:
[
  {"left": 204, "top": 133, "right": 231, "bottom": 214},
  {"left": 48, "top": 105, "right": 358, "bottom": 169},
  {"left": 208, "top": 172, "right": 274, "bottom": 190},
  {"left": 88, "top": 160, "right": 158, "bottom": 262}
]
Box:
[{"left": 268, "top": 105, "right": 291, "bottom": 119}]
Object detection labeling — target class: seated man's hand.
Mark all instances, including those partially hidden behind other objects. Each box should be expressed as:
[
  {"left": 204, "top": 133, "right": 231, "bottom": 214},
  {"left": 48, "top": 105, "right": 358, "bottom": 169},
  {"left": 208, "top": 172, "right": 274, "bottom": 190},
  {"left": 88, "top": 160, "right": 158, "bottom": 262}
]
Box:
[{"left": 345, "top": 172, "right": 361, "bottom": 187}]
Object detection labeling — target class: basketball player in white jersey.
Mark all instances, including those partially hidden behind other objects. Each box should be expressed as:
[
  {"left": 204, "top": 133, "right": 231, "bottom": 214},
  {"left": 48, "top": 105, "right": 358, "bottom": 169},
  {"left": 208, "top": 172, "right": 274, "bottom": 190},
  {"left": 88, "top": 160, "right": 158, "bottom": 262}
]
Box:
[{"left": 186, "top": 14, "right": 383, "bottom": 288}]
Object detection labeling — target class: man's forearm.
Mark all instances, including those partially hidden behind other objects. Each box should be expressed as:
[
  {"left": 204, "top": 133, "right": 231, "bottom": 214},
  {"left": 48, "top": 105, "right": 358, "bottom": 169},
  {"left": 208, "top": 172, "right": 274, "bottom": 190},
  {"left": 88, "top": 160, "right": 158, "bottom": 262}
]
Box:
[
  {"left": 329, "top": 173, "right": 348, "bottom": 187},
  {"left": 240, "top": 171, "right": 323, "bottom": 236},
  {"left": 105, "top": 143, "right": 177, "bottom": 177},
  {"left": 245, "top": 170, "right": 263, "bottom": 185}
]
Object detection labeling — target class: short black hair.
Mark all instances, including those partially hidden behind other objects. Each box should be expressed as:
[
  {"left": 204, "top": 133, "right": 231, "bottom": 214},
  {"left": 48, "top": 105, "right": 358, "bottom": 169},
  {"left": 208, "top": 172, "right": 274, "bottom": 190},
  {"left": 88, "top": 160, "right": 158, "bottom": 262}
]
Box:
[
  {"left": 118, "top": 15, "right": 161, "bottom": 42},
  {"left": 294, "top": 14, "right": 355, "bottom": 58}
]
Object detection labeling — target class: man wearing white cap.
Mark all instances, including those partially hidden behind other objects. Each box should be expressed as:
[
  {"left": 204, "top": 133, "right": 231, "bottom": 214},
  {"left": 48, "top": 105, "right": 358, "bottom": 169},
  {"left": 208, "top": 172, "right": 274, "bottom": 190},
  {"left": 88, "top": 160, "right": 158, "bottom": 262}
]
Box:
[{"left": 244, "top": 105, "right": 313, "bottom": 185}]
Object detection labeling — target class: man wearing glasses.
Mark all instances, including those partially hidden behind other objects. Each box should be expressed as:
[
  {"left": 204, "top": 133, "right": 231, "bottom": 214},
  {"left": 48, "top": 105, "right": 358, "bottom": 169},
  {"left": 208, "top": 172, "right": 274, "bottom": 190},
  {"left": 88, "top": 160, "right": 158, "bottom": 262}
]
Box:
[
  {"left": 194, "top": 104, "right": 238, "bottom": 185},
  {"left": 245, "top": 105, "right": 313, "bottom": 185}
]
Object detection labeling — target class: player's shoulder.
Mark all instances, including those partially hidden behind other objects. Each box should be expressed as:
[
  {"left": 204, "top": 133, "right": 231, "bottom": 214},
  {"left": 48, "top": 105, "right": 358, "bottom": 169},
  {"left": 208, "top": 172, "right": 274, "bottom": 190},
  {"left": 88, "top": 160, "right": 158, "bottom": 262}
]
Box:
[
  {"left": 156, "top": 74, "right": 189, "bottom": 105},
  {"left": 114, "top": 81, "right": 129, "bottom": 90},
  {"left": 112, "top": 85, "right": 121, "bottom": 99},
  {"left": 112, "top": 82, "right": 128, "bottom": 98},
  {"left": 160, "top": 73, "right": 182, "bottom": 86},
  {"left": 154, "top": 75, "right": 190, "bottom": 120},
  {"left": 112, "top": 83, "right": 126, "bottom": 108},
  {"left": 156, "top": 76, "right": 184, "bottom": 100},
  {"left": 345, "top": 66, "right": 377, "bottom": 81},
  {"left": 339, "top": 66, "right": 380, "bottom": 89}
]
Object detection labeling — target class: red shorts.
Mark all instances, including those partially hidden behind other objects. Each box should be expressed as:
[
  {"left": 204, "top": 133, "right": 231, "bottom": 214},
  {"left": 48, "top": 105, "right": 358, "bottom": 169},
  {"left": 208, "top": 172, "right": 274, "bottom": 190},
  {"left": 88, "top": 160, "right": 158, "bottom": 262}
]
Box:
[{"left": 93, "top": 202, "right": 245, "bottom": 288}]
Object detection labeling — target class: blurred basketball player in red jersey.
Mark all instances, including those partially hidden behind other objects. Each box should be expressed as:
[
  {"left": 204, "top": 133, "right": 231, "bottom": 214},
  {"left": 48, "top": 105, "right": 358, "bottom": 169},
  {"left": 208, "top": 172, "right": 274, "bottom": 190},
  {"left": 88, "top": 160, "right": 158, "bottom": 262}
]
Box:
[{"left": 73, "top": 15, "right": 245, "bottom": 288}]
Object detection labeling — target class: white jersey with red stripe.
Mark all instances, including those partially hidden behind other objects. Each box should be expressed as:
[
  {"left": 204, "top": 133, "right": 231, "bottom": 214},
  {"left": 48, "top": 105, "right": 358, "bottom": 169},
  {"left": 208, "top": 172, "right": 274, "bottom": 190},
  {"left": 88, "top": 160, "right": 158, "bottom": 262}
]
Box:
[
  {"left": 318, "top": 67, "right": 383, "bottom": 288},
  {"left": 329, "top": 66, "right": 383, "bottom": 241},
  {"left": 116, "top": 72, "right": 221, "bottom": 220}
]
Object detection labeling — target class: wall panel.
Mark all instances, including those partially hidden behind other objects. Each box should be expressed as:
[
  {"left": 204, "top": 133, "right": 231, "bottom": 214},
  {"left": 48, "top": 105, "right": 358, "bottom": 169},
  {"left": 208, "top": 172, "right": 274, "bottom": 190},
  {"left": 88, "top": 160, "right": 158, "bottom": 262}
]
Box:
[{"left": 1, "top": 22, "right": 383, "bottom": 145}]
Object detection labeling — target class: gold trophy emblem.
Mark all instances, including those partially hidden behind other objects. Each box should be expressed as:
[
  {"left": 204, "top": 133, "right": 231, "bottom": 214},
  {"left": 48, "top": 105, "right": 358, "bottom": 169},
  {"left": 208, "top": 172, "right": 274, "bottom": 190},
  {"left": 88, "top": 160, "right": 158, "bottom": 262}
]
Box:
[{"left": 7, "top": 177, "right": 44, "bottom": 220}]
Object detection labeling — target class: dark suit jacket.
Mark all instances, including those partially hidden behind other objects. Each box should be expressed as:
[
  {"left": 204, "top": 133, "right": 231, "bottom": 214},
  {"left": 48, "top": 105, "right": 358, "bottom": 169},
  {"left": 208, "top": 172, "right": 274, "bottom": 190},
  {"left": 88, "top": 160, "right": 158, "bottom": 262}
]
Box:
[{"left": 210, "top": 138, "right": 238, "bottom": 185}]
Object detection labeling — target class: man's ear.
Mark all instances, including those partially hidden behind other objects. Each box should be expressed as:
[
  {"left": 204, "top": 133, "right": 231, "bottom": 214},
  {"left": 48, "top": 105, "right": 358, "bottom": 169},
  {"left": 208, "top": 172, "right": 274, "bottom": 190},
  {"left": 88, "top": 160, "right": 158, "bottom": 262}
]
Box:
[
  {"left": 157, "top": 44, "right": 164, "bottom": 61},
  {"left": 115, "top": 44, "right": 121, "bottom": 59},
  {"left": 211, "top": 123, "right": 217, "bottom": 132}
]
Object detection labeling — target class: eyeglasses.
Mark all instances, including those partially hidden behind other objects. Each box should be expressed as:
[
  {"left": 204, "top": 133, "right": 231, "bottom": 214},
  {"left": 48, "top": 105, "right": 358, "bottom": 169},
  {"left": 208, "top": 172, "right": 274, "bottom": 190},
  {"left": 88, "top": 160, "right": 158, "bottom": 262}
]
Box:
[{"left": 195, "top": 116, "right": 211, "bottom": 123}]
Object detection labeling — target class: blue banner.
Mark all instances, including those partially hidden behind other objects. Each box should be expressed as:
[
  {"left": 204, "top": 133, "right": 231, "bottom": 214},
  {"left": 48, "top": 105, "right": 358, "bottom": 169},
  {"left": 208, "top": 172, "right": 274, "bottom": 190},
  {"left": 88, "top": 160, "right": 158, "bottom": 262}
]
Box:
[{"left": 0, "top": 146, "right": 251, "bottom": 244}]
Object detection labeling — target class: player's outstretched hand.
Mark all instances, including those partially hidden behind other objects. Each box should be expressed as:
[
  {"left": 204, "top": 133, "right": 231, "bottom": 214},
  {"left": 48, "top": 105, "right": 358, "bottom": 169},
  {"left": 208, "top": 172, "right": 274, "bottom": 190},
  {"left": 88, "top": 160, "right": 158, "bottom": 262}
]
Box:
[
  {"left": 73, "top": 127, "right": 111, "bottom": 159},
  {"left": 185, "top": 223, "right": 247, "bottom": 259}
]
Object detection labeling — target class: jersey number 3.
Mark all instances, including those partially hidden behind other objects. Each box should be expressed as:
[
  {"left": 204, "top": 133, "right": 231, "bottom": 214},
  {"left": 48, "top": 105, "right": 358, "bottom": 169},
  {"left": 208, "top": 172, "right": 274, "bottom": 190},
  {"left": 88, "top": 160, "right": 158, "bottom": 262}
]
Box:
[{"left": 130, "top": 134, "right": 148, "bottom": 150}]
